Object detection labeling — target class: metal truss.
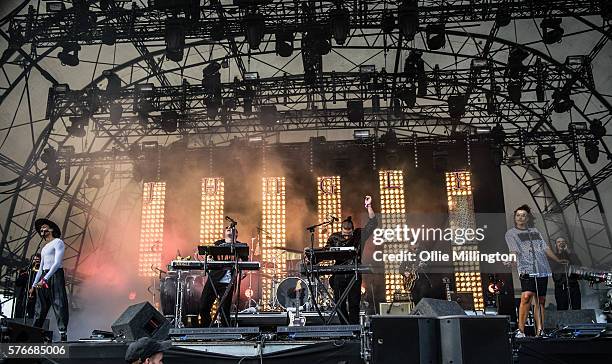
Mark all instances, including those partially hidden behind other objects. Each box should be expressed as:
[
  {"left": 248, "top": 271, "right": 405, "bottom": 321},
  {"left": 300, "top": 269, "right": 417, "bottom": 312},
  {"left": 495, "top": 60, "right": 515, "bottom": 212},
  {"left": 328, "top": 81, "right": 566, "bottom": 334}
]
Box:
[
  {"left": 1, "top": 0, "right": 611, "bottom": 306},
  {"left": 7, "top": 1, "right": 606, "bottom": 47}
]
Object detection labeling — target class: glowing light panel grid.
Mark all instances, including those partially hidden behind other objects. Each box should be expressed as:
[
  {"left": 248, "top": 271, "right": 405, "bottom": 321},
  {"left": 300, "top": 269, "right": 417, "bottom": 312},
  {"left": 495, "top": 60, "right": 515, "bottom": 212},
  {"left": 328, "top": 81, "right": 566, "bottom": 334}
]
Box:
[
  {"left": 317, "top": 176, "right": 342, "bottom": 246},
  {"left": 261, "top": 177, "right": 286, "bottom": 307},
  {"left": 446, "top": 171, "right": 484, "bottom": 310},
  {"left": 200, "top": 177, "right": 225, "bottom": 245},
  {"left": 139, "top": 182, "right": 166, "bottom": 277},
  {"left": 379, "top": 170, "right": 407, "bottom": 302}
]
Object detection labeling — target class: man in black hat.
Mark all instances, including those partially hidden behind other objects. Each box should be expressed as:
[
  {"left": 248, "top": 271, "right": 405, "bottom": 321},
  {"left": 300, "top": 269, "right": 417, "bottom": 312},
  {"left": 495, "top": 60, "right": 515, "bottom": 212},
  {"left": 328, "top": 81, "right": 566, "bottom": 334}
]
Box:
[
  {"left": 29, "top": 218, "right": 70, "bottom": 341},
  {"left": 124, "top": 337, "right": 172, "bottom": 364},
  {"left": 325, "top": 195, "right": 377, "bottom": 324}
]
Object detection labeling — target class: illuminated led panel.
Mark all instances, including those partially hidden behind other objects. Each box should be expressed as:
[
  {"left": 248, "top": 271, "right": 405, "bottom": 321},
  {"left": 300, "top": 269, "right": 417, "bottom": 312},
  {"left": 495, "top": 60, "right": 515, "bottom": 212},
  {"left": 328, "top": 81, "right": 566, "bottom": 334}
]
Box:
[
  {"left": 139, "top": 182, "right": 166, "bottom": 278},
  {"left": 261, "top": 177, "right": 286, "bottom": 307},
  {"left": 445, "top": 171, "right": 484, "bottom": 310},
  {"left": 200, "top": 178, "right": 225, "bottom": 245},
  {"left": 317, "top": 176, "right": 342, "bottom": 246},
  {"left": 379, "top": 170, "right": 407, "bottom": 302}
]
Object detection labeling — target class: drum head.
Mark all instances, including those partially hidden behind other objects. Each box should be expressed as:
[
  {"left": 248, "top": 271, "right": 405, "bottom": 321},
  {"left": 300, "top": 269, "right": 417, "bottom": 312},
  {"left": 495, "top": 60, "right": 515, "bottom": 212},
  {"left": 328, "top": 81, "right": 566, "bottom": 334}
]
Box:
[
  {"left": 184, "top": 274, "right": 204, "bottom": 316},
  {"left": 159, "top": 275, "right": 177, "bottom": 316},
  {"left": 276, "top": 277, "right": 309, "bottom": 310}
]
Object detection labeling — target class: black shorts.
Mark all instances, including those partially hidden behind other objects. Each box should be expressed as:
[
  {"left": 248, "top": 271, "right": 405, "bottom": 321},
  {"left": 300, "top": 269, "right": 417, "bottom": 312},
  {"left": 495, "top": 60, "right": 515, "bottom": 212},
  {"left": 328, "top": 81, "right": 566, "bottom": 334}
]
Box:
[{"left": 519, "top": 275, "right": 548, "bottom": 297}]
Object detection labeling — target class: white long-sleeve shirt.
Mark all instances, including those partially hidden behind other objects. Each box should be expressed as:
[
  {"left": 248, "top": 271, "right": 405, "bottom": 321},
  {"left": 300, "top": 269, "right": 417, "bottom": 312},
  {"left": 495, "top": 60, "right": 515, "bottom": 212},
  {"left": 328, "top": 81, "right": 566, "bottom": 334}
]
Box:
[{"left": 32, "top": 238, "right": 65, "bottom": 288}]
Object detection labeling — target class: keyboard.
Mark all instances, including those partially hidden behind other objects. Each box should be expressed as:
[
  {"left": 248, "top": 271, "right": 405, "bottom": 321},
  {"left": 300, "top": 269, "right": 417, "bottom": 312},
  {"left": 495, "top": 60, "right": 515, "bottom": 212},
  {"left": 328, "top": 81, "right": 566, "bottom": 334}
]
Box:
[
  {"left": 169, "top": 260, "right": 260, "bottom": 271},
  {"left": 302, "top": 264, "right": 373, "bottom": 275},
  {"left": 304, "top": 246, "right": 357, "bottom": 264}
]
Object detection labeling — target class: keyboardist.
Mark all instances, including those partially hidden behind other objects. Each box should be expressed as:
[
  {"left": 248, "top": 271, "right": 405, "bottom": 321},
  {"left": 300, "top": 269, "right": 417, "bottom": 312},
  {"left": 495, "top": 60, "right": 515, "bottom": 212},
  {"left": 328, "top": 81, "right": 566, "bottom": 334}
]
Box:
[
  {"left": 325, "top": 195, "right": 378, "bottom": 324},
  {"left": 198, "top": 226, "right": 243, "bottom": 327}
]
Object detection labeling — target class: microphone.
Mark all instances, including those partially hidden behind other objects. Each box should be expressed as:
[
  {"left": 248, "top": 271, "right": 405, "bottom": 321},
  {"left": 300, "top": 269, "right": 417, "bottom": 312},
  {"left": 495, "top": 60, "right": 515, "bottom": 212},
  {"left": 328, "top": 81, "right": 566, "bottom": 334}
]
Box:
[
  {"left": 329, "top": 215, "right": 339, "bottom": 222},
  {"left": 39, "top": 228, "right": 47, "bottom": 237},
  {"left": 225, "top": 216, "right": 237, "bottom": 224}
]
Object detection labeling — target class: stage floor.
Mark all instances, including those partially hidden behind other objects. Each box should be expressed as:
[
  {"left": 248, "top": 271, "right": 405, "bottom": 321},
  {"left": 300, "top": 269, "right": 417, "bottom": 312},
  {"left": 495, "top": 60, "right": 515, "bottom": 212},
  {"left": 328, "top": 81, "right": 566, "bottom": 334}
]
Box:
[{"left": 6, "top": 336, "right": 612, "bottom": 364}]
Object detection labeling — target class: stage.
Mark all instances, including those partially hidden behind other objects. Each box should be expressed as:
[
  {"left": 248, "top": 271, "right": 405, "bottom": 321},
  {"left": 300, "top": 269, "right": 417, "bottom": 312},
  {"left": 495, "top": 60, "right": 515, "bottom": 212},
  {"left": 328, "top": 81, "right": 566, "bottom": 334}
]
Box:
[{"left": 6, "top": 335, "right": 612, "bottom": 364}]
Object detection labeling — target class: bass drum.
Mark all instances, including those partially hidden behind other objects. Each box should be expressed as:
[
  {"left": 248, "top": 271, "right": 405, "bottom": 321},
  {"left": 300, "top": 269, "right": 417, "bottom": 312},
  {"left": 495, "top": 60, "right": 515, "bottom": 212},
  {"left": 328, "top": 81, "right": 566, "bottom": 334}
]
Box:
[
  {"left": 184, "top": 274, "right": 204, "bottom": 317},
  {"left": 276, "top": 277, "right": 310, "bottom": 310},
  {"left": 160, "top": 272, "right": 178, "bottom": 318}
]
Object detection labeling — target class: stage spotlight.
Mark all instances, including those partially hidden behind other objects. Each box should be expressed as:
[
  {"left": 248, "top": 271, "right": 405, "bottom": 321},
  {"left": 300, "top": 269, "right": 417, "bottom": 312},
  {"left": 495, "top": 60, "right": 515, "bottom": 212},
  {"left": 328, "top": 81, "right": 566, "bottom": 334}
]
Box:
[
  {"left": 589, "top": 119, "right": 606, "bottom": 139},
  {"left": 396, "top": 85, "right": 416, "bottom": 108},
  {"left": 135, "top": 83, "right": 155, "bottom": 114},
  {"left": 507, "top": 79, "right": 522, "bottom": 104},
  {"left": 404, "top": 50, "right": 422, "bottom": 80},
  {"left": 67, "top": 116, "right": 88, "bottom": 137},
  {"left": 202, "top": 61, "right": 222, "bottom": 93},
  {"left": 161, "top": 111, "right": 179, "bottom": 133},
  {"left": 552, "top": 90, "right": 573, "bottom": 113},
  {"left": 398, "top": 0, "right": 419, "bottom": 41},
  {"left": 330, "top": 7, "right": 350, "bottom": 45},
  {"left": 260, "top": 105, "right": 279, "bottom": 126},
  {"left": 353, "top": 129, "right": 370, "bottom": 139},
  {"left": 381, "top": 10, "right": 395, "bottom": 34},
  {"left": 393, "top": 98, "right": 403, "bottom": 117},
  {"left": 426, "top": 24, "right": 445, "bottom": 50},
  {"left": 86, "top": 168, "right": 105, "bottom": 189},
  {"left": 41, "top": 146, "right": 57, "bottom": 165},
  {"left": 165, "top": 18, "right": 186, "bottom": 62},
  {"left": 507, "top": 46, "right": 528, "bottom": 79},
  {"left": 541, "top": 17, "right": 564, "bottom": 44},
  {"left": 243, "top": 12, "right": 265, "bottom": 50},
  {"left": 58, "top": 43, "right": 81, "bottom": 67},
  {"left": 243, "top": 96, "right": 253, "bottom": 115},
  {"left": 495, "top": 7, "right": 511, "bottom": 27},
  {"left": 380, "top": 129, "right": 399, "bottom": 154},
  {"left": 601, "top": 0, "right": 612, "bottom": 21},
  {"left": 447, "top": 95, "right": 466, "bottom": 119},
  {"left": 211, "top": 21, "right": 225, "bottom": 41},
  {"left": 485, "top": 92, "right": 496, "bottom": 115},
  {"left": 46, "top": 2, "right": 66, "bottom": 12},
  {"left": 73, "top": 0, "right": 96, "bottom": 33},
  {"left": 536, "top": 146, "right": 557, "bottom": 169},
  {"left": 491, "top": 124, "right": 506, "bottom": 145},
  {"left": 275, "top": 28, "right": 294, "bottom": 57},
  {"left": 433, "top": 149, "right": 448, "bottom": 171},
  {"left": 104, "top": 71, "right": 122, "bottom": 99},
  {"left": 347, "top": 100, "right": 364, "bottom": 123},
  {"left": 101, "top": 27, "right": 117, "bottom": 46},
  {"left": 584, "top": 139, "right": 600, "bottom": 164},
  {"left": 109, "top": 103, "right": 123, "bottom": 124},
  {"left": 206, "top": 99, "right": 220, "bottom": 118}
]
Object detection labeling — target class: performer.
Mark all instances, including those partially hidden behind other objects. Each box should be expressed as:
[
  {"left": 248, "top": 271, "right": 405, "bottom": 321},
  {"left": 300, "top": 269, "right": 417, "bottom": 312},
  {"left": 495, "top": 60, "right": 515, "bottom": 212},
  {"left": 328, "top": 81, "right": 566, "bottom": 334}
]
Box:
[
  {"left": 29, "top": 218, "right": 70, "bottom": 341},
  {"left": 14, "top": 253, "right": 41, "bottom": 319},
  {"left": 505, "top": 205, "right": 567, "bottom": 337},
  {"left": 551, "top": 237, "right": 582, "bottom": 310},
  {"left": 325, "top": 195, "right": 377, "bottom": 325},
  {"left": 124, "top": 337, "right": 172, "bottom": 364},
  {"left": 198, "top": 226, "right": 241, "bottom": 327}
]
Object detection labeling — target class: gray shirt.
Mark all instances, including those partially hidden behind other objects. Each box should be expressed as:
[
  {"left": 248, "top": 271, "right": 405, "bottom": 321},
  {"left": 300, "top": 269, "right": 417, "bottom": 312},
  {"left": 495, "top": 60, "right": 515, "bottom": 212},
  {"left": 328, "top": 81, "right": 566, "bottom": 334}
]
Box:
[{"left": 505, "top": 227, "right": 551, "bottom": 277}]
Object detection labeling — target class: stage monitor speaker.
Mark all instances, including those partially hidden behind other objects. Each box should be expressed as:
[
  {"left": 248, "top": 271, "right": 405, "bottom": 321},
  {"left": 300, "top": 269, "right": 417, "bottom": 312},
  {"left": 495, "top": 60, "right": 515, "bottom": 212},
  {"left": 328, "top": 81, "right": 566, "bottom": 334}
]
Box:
[
  {"left": 411, "top": 298, "right": 466, "bottom": 316},
  {"left": 0, "top": 319, "right": 50, "bottom": 342},
  {"left": 368, "top": 315, "right": 438, "bottom": 364},
  {"left": 438, "top": 316, "right": 511, "bottom": 364},
  {"left": 450, "top": 293, "right": 475, "bottom": 311},
  {"left": 544, "top": 308, "right": 597, "bottom": 329},
  {"left": 111, "top": 301, "right": 170, "bottom": 340},
  {"left": 379, "top": 302, "right": 414, "bottom": 315}
]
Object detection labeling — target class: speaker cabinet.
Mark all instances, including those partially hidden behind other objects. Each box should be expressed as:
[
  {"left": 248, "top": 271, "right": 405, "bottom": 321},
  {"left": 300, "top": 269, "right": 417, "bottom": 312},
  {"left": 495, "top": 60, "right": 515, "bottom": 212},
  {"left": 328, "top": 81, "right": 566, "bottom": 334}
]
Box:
[
  {"left": 544, "top": 309, "right": 597, "bottom": 329},
  {"left": 438, "top": 315, "right": 511, "bottom": 364},
  {"left": 111, "top": 301, "right": 170, "bottom": 340},
  {"left": 1, "top": 319, "right": 50, "bottom": 342},
  {"left": 368, "top": 315, "right": 438, "bottom": 364},
  {"left": 411, "top": 298, "right": 466, "bottom": 316}
]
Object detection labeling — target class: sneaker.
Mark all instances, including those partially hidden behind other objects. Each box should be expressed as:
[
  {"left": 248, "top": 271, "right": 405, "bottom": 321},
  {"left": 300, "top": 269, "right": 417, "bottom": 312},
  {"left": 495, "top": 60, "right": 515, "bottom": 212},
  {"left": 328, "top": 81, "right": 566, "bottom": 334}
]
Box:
[
  {"left": 514, "top": 329, "right": 525, "bottom": 338},
  {"left": 60, "top": 333, "right": 67, "bottom": 342}
]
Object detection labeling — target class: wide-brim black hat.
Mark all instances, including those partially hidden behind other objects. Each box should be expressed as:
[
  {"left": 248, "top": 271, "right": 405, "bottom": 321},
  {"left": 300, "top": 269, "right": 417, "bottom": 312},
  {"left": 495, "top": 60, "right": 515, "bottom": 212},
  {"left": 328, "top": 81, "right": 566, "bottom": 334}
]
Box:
[{"left": 34, "top": 218, "right": 61, "bottom": 238}]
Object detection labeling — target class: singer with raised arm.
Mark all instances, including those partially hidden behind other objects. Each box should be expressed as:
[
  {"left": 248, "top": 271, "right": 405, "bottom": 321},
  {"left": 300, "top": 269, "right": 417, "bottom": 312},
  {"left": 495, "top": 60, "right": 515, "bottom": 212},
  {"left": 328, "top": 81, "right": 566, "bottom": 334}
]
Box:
[
  {"left": 29, "top": 218, "right": 70, "bottom": 342},
  {"left": 198, "top": 225, "right": 242, "bottom": 327},
  {"left": 325, "top": 195, "right": 378, "bottom": 324},
  {"left": 505, "top": 205, "right": 567, "bottom": 338}
]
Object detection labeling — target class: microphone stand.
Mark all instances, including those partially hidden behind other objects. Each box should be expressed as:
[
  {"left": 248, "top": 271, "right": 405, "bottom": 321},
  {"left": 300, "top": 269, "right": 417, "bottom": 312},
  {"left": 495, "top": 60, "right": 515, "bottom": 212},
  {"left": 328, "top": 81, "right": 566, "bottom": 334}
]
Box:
[
  {"left": 304, "top": 218, "right": 334, "bottom": 320},
  {"left": 22, "top": 235, "right": 45, "bottom": 325}
]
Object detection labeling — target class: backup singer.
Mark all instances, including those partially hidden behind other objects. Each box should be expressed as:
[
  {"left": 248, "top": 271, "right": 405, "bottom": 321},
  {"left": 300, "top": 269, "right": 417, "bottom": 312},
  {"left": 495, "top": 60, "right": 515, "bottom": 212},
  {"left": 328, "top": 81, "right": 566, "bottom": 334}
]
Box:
[
  {"left": 505, "top": 205, "right": 566, "bottom": 337},
  {"left": 14, "top": 253, "right": 41, "bottom": 319},
  {"left": 551, "top": 237, "right": 582, "bottom": 310},
  {"left": 30, "top": 218, "right": 70, "bottom": 341},
  {"left": 325, "top": 195, "right": 377, "bottom": 325},
  {"left": 198, "top": 226, "right": 241, "bottom": 327}
]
